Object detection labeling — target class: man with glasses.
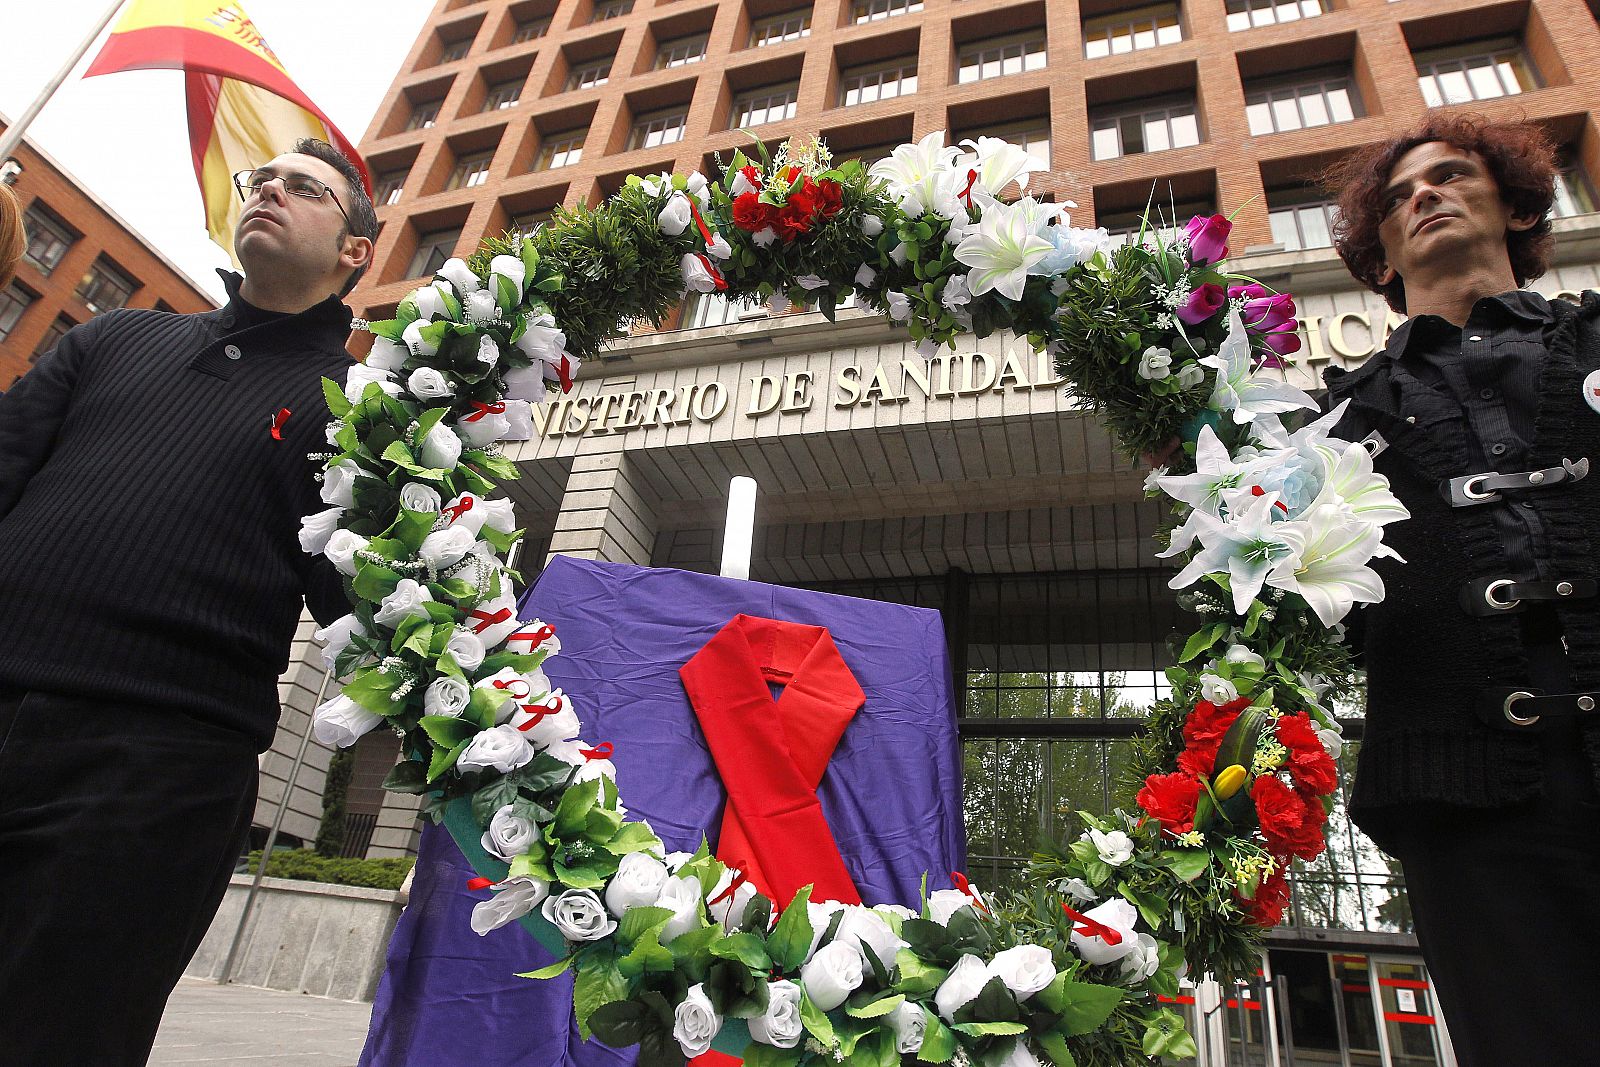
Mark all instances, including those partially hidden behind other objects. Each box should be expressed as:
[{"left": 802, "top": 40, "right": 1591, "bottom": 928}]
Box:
[{"left": 0, "top": 138, "right": 378, "bottom": 1066}]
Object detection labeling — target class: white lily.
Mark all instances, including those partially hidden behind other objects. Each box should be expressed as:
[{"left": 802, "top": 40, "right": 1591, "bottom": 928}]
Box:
[
  {"left": 1168, "top": 492, "right": 1297, "bottom": 613},
  {"left": 869, "top": 130, "right": 960, "bottom": 218},
  {"left": 1309, "top": 440, "right": 1410, "bottom": 528},
  {"left": 957, "top": 136, "right": 1037, "bottom": 202},
  {"left": 1201, "top": 312, "right": 1317, "bottom": 426},
  {"left": 1266, "top": 504, "right": 1391, "bottom": 626},
  {"left": 1156, "top": 424, "right": 1282, "bottom": 519},
  {"left": 953, "top": 200, "right": 1054, "bottom": 301}
]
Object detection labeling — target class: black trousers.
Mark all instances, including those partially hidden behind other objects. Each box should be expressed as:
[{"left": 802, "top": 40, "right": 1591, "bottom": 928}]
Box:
[
  {"left": 1381, "top": 620, "right": 1600, "bottom": 1067},
  {"left": 0, "top": 686, "right": 259, "bottom": 1067}
]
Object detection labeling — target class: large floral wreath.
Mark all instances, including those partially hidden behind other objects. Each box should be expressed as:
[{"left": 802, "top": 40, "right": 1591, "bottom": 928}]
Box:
[{"left": 301, "top": 131, "right": 1405, "bottom": 1066}]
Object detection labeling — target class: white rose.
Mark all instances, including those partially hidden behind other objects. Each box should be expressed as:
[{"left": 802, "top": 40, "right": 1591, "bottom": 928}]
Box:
[
  {"left": 418, "top": 422, "right": 464, "bottom": 470},
  {"left": 410, "top": 282, "right": 452, "bottom": 323},
  {"left": 833, "top": 907, "right": 906, "bottom": 972},
  {"left": 655, "top": 874, "right": 705, "bottom": 944},
  {"left": 988, "top": 944, "right": 1056, "bottom": 1001},
  {"left": 885, "top": 290, "right": 912, "bottom": 322},
  {"left": 748, "top": 980, "right": 803, "bottom": 1048},
  {"left": 470, "top": 876, "right": 549, "bottom": 935},
  {"left": 503, "top": 364, "right": 548, "bottom": 403},
  {"left": 323, "top": 529, "right": 368, "bottom": 576},
  {"left": 927, "top": 888, "right": 979, "bottom": 926},
  {"left": 436, "top": 257, "right": 481, "bottom": 295},
  {"left": 728, "top": 169, "right": 758, "bottom": 197},
  {"left": 481, "top": 804, "right": 540, "bottom": 861},
  {"left": 476, "top": 334, "right": 501, "bottom": 368},
  {"left": 344, "top": 363, "right": 400, "bottom": 402},
  {"left": 400, "top": 482, "right": 442, "bottom": 513},
  {"left": 471, "top": 591, "right": 522, "bottom": 648},
  {"left": 437, "top": 492, "right": 486, "bottom": 537},
  {"left": 1118, "top": 932, "right": 1161, "bottom": 984},
  {"left": 513, "top": 314, "right": 567, "bottom": 362},
  {"left": 488, "top": 254, "right": 528, "bottom": 303},
  {"left": 1317, "top": 727, "right": 1344, "bottom": 758},
  {"left": 804, "top": 899, "right": 848, "bottom": 959},
  {"left": 456, "top": 724, "right": 535, "bottom": 774},
  {"left": 510, "top": 693, "right": 580, "bottom": 746},
  {"left": 478, "top": 497, "right": 518, "bottom": 535},
  {"left": 888, "top": 1001, "right": 927, "bottom": 1054},
  {"left": 684, "top": 170, "right": 710, "bottom": 207},
  {"left": 407, "top": 366, "right": 456, "bottom": 401},
  {"left": 1138, "top": 346, "right": 1173, "bottom": 380},
  {"left": 501, "top": 401, "right": 535, "bottom": 442},
  {"left": 658, "top": 193, "right": 693, "bottom": 236},
  {"left": 319, "top": 461, "right": 368, "bottom": 508},
  {"left": 680, "top": 253, "right": 723, "bottom": 294},
  {"left": 934, "top": 953, "right": 989, "bottom": 1022},
  {"left": 445, "top": 628, "right": 486, "bottom": 671},
  {"left": 365, "top": 336, "right": 408, "bottom": 371},
  {"left": 313, "top": 613, "right": 366, "bottom": 673},
  {"left": 1198, "top": 673, "right": 1238, "bottom": 704},
  {"left": 800, "top": 940, "right": 864, "bottom": 1011},
  {"left": 298, "top": 506, "right": 345, "bottom": 555},
  {"left": 1061, "top": 877, "right": 1096, "bottom": 903},
  {"left": 541, "top": 888, "right": 618, "bottom": 942},
  {"left": 401, "top": 319, "right": 438, "bottom": 358},
  {"left": 424, "top": 675, "right": 472, "bottom": 718},
  {"left": 1176, "top": 363, "right": 1205, "bottom": 390},
  {"left": 604, "top": 851, "right": 669, "bottom": 917},
  {"left": 798, "top": 274, "right": 827, "bottom": 290},
  {"left": 997, "top": 1040, "right": 1041, "bottom": 1067},
  {"left": 672, "top": 983, "right": 721, "bottom": 1059},
  {"left": 1088, "top": 828, "right": 1135, "bottom": 867},
  {"left": 419, "top": 525, "right": 476, "bottom": 570},
  {"left": 311, "top": 693, "right": 384, "bottom": 748},
  {"left": 751, "top": 226, "right": 777, "bottom": 247},
  {"left": 1069, "top": 898, "right": 1139, "bottom": 966},
  {"left": 706, "top": 867, "right": 759, "bottom": 933},
  {"left": 1224, "top": 644, "right": 1267, "bottom": 671},
  {"left": 374, "top": 578, "right": 434, "bottom": 627},
  {"left": 457, "top": 409, "right": 511, "bottom": 448},
  {"left": 854, "top": 264, "right": 877, "bottom": 288},
  {"left": 662, "top": 850, "right": 695, "bottom": 872},
  {"left": 473, "top": 667, "right": 538, "bottom": 720},
  {"left": 860, "top": 214, "right": 884, "bottom": 237},
  {"left": 705, "top": 233, "right": 732, "bottom": 260},
  {"left": 889, "top": 241, "right": 909, "bottom": 266},
  {"left": 464, "top": 290, "right": 498, "bottom": 324}
]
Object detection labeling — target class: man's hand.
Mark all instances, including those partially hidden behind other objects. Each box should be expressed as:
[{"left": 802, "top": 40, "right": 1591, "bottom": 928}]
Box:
[{"left": 1142, "top": 436, "right": 1183, "bottom": 469}]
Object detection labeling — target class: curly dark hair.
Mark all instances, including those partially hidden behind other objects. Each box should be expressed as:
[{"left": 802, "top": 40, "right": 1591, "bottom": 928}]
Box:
[{"left": 1320, "top": 111, "right": 1558, "bottom": 313}]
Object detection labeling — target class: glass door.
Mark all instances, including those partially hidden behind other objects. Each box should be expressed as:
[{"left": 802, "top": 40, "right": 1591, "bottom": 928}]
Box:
[{"left": 1370, "top": 957, "right": 1451, "bottom": 1067}]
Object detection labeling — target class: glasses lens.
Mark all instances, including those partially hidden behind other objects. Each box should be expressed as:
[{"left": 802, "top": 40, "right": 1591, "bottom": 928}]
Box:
[{"left": 285, "top": 176, "right": 325, "bottom": 199}]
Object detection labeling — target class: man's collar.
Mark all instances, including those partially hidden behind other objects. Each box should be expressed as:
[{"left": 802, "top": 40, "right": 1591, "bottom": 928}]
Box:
[
  {"left": 216, "top": 268, "right": 352, "bottom": 334},
  {"left": 1385, "top": 288, "right": 1554, "bottom": 364}
]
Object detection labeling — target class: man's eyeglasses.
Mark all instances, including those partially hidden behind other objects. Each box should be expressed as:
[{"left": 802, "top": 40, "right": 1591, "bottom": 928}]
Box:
[{"left": 233, "top": 168, "right": 350, "bottom": 227}]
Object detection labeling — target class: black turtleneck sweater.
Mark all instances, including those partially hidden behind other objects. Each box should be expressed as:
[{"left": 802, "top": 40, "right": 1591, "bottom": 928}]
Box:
[{"left": 0, "top": 271, "right": 353, "bottom": 750}]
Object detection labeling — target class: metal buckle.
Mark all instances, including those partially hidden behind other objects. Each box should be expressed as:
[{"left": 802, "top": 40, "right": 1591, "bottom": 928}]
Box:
[
  {"left": 1484, "top": 579, "right": 1521, "bottom": 611},
  {"left": 1459, "top": 474, "right": 1498, "bottom": 502},
  {"left": 1503, "top": 691, "right": 1541, "bottom": 727}
]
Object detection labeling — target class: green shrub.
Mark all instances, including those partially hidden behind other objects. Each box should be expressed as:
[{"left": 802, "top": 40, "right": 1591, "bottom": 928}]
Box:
[{"left": 245, "top": 849, "right": 415, "bottom": 891}]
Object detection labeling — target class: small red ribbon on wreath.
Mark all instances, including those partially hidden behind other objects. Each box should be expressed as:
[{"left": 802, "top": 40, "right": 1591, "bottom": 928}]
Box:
[
  {"left": 950, "top": 870, "right": 990, "bottom": 914},
  {"left": 466, "top": 876, "right": 495, "bottom": 891},
  {"left": 580, "top": 742, "right": 613, "bottom": 761},
  {"left": 469, "top": 607, "right": 513, "bottom": 634},
  {"left": 1062, "top": 902, "right": 1123, "bottom": 946},
  {"left": 465, "top": 401, "right": 506, "bottom": 422},
  {"left": 442, "top": 496, "right": 476, "bottom": 524}
]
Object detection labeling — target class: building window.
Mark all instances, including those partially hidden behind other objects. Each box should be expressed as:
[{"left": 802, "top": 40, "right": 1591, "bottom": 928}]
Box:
[
  {"left": 406, "top": 100, "right": 441, "bottom": 131},
  {"left": 1098, "top": 196, "right": 1215, "bottom": 242},
  {"left": 684, "top": 291, "right": 767, "bottom": 327},
  {"left": 439, "top": 37, "right": 471, "bottom": 63},
  {"left": 839, "top": 59, "right": 918, "bottom": 107},
  {"left": 1082, "top": 3, "right": 1182, "bottom": 59},
  {"left": 629, "top": 108, "right": 690, "bottom": 151},
  {"left": 374, "top": 169, "right": 408, "bottom": 207},
  {"left": 656, "top": 33, "right": 709, "bottom": 68},
  {"left": 33, "top": 314, "right": 76, "bottom": 361},
  {"left": 957, "top": 33, "right": 1047, "bottom": 84},
  {"left": 1225, "top": 0, "right": 1325, "bottom": 31},
  {"left": 536, "top": 131, "right": 585, "bottom": 170},
  {"left": 1554, "top": 163, "right": 1597, "bottom": 219},
  {"left": 513, "top": 210, "right": 553, "bottom": 238},
  {"left": 592, "top": 0, "right": 633, "bottom": 20},
  {"left": 0, "top": 282, "right": 33, "bottom": 341},
  {"left": 750, "top": 9, "right": 811, "bottom": 47},
  {"left": 1268, "top": 195, "right": 1339, "bottom": 251},
  {"left": 1415, "top": 38, "right": 1538, "bottom": 107},
  {"left": 566, "top": 58, "right": 612, "bottom": 90},
  {"left": 513, "top": 15, "right": 550, "bottom": 41},
  {"left": 75, "top": 258, "right": 137, "bottom": 314},
  {"left": 972, "top": 120, "right": 1051, "bottom": 170},
  {"left": 21, "top": 202, "right": 76, "bottom": 275},
  {"left": 1245, "top": 71, "right": 1359, "bottom": 135},
  {"left": 730, "top": 83, "right": 799, "bottom": 128},
  {"left": 447, "top": 152, "right": 495, "bottom": 190},
  {"left": 852, "top": 0, "right": 921, "bottom": 24},
  {"left": 482, "top": 77, "right": 524, "bottom": 110},
  {"left": 409, "top": 229, "right": 462, "bottom": 279},
  {"left": 1090, "top": 98, "right": 1200, "bottom": 160}
]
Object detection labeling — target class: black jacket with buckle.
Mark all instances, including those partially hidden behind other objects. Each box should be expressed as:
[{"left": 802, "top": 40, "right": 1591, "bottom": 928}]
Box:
[{"left": 1324, "top": 291, "right": 1600, "bottom": 835}]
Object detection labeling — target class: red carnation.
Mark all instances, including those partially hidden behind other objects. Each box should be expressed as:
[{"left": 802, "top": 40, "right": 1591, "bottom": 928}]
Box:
[
  {"left": 1253, "top": 775, "right": 1327, "bottom": 861},
  {"left": 732, "top": 192, "right": 777, "bottom": 233},
  {"left": 739, "top": 164, "right": 762, "bottom": 187},
  {"left": 816, "top": 178, "right": 844, "bottom": 219},
  {"left": 1239, "top": 868, "right": 1291, "bottom": 927},
  {"left": 1137, "top": 771, "right": 1203, "bottom": 835},
  {"left": 777, "top": 183, "right": 820, "bottom": 241},
  {"left": 1176, "top": 697, "right": 1248, "bottom": 777},
  {"left": 1274, "top": 712, "right": 1339, "bottom": 796}
]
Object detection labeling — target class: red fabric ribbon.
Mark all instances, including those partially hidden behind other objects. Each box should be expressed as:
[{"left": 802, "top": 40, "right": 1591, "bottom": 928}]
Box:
[
  {"left": 556, "top": 355, "right": 574, "bottom": 392},
  {"left": 950, "top": 871, "right": 990, "bottom": 914},
  {"left": 958, "top": 168, "right": 979, "bottom": 209},
  {"left": 493, "top": 677, "right": 532, "bottom": 700},
  {"left": 678, "top": 614, "right": 864, "bottom": 907},
  {"left": 442, "top": 496, "right": 476, "bottom": 524},
  {"left": 693, "top": 253, "right": 728, "bottom": 292},
  {"left": 469, "top": 607, "right": 513, "bottom": 634},
  {"left": 580, "top": 742, "right": 613, "bottom": 761},
  {"left": 269, "top": 407, "right": 292, "bottom": 439},
  {"left": 466, "top": 877, "right": 494, "bottom": 891},
  {"left": 1062, "top": 902, "right": 1123, "bottom": 946},
  {"left": 464, "top": 401, "right": 506, "bottom": 423},
  {"left": 690, "top": 201, "right": 717, "bottom": 248},
  {"left": 509, "top": 624, "right": 557, "bottom": 647}
]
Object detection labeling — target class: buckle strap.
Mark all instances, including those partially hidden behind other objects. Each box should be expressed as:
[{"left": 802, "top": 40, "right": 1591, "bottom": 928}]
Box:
[
  {"left": 1478, "top": 687, "right": 1600, "bottom": 730},
  {"left": 1460, "top": 576, "right": 1598, "bottom": 616},
  {"left": 1441, "top": 457, "right": 1589, "bottom": 507}
]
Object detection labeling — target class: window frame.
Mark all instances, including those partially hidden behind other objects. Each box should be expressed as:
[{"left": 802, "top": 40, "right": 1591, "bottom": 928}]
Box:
[
  {"left": 406, "top": 100, "right": 442, "bottom": 131},
  {"left": 482, "top": 77, "right": 524, "bottom": 111},
  {"left": 1089, "top": 96, "right": 1201, "bottom": 160},
  {"left": 21, "top": 202, "right": 77, "bottom": 275},
  {"left": 838, "top": 57, "right": 919, "bottom": 107},
  {"left": 1415, "top": 37, "right": 1539, "bottom": 107},
  {"left": 852, "top": 0, "right": 922, "bottom": 24},
  {"left": 957, "top": 31, "right": 1047, "bottom": 85},
  {"left": 566, "top": 57, "right": 613, "bottom": 90},
  {"left": 408, "top": 229, "right": 463, "bottom": 279},
  {"left": 1224, "top": 0, "right": 1327, "bottom": 32},
  {"left": 1082, "top": 2, "right": 1182, "bottom": 60},
  {"left": 75, "top": 258, "right": 137, "bottom": 314},
  {"left": 749, "top": 8, "right": 812, "bottom": 47},
  {"left": 536, "top": 130, "right": 586, "bottom": 170},
  {"left": 629, "top": 107, "right": 691, "bottom": 150},
  {"left": 729, "top": 82, "right": 800, "bottom": 128},
  {"left": 656, "top": 32, "right": 709, "bottom": 68},
  {"left": 0, "top": 281, "right": 34, "bottom": 341},
  {"left": 1244, "top": 68, "right": 1360, "bottom": 135}
]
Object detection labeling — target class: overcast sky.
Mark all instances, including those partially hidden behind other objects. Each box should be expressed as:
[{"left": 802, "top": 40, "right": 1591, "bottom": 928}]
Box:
[{"left": 2, "top": 0, "right": 436, "bottom": 303}]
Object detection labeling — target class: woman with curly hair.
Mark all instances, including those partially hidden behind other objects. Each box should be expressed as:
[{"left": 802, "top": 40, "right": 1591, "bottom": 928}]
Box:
[
  {"left": 0, "top": 182, "right": 26, "bottom": 290},
  {"left": 1320, "top": 111, "right": 1598, "bottom": 1067}
]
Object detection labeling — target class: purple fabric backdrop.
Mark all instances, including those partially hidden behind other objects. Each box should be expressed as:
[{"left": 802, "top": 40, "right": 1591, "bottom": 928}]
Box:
[{"left": 360, "top": 557, "right": 965, "bottom": 1066}]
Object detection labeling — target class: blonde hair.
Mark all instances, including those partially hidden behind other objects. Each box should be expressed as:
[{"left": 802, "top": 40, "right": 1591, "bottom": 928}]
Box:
[{"left": 0, "top": 183, "right": 24, "bottom": 291}]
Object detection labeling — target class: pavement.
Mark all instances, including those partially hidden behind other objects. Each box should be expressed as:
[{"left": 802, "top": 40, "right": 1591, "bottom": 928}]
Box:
[{"left": 149, "top": 978, "right": 374, "bottom": 1066}]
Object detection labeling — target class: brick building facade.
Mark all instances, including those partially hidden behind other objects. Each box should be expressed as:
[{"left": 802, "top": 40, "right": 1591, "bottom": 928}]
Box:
[{"left": 0, "top": 119, "right": 215, "bottom": 389}]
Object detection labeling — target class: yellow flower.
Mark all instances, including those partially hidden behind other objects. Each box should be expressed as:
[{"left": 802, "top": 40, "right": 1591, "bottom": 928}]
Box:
[{"left": 1214, "top": 764, "right": 1248, "bottom": 799}]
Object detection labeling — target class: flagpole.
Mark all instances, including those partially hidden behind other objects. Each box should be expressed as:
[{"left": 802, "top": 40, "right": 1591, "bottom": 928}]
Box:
[{"left": 0, "top": 0, "right": 125, "bottom": 164}]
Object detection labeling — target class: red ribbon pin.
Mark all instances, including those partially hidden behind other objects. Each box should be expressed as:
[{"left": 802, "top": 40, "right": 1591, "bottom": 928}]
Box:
[
  {"left": 950, "top": 871, "right": 990, "bottom": 913},
  {"left": 466, "top": 876, "right": 495, "bottom": 891},
  {"left": 442, "top": 496, "right": 476, "bottom": 524},
  {"left": 580, "top": 742, "right": 614, "bottom": 761},
  {"left": 469, "top": 607, "right": 513, "bottom": 634},
  {"left": 509, "top": 624, "right": 557, "bottom": 647},
  {"left": 465, "top": 401, "right": 507, "bottom": 423},
  {"left": 269, "top": 408, "right": 292, "bottom": 439},
  {"left": 1062, "top": 902, "right": 1123, "bottom": 946}
]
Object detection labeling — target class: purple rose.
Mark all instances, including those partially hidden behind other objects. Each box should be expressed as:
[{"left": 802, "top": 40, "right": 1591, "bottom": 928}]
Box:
[
  {"left": 1176, "top": 282, "right": 1227, "bottom": 325},
  {"left": 1260, "top": 323, "right": 1303, "bottom": 357},
  {"left": 1184, "top": 213, "right": 1232, "bottom": 266},
  {"left": 1230, "top": 284, "right": 1297, "bottom": 333}
]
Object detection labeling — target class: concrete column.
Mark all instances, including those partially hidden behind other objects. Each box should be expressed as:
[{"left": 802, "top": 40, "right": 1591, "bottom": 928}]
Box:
[
  {"left": 256, "top": 608, "right": 337, "bottom": 847},
  {"left": 545, "top": 443, "right": 660, "bottom": 566}
]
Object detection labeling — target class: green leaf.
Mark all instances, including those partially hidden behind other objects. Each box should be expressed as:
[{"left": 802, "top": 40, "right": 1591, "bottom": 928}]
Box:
[
  {"left": 1141, "top": 1008, "right": 1198, "bottom": 1059},
  {"left": 381, "top": 439, "right": 422, "bottom": 473},
  {"left": 518, "top": 956, "right": 574, "bottom": 980},
  {"left": 1037, "top": 1031, "right": 1077, "bottom": 1067},
  {"left": 893, "top": 948, "right": 948, "bottom": 995},
  {"left": 953, "top": 1020, "right": 1028, "bottom": 1037},
  {"left": 799, "top": 992, "right": 836, "bottom": 1047},
  {"left": 1179, "top": 622, "right": 1227, "bottom": 663},
  {"left": 741, "top": 1043, "right": 805, "bottom": 1067},
  {"left": 470, "top": 772, "right": 519, "bottom": 825},
  {"left": 573, "top": 949, "right": 631, "bottom": 1039},
  {"left": 601, "top": 821, "right": 662, "bottom": 857},
  {"left": 342, "top": 666, "right": 400, "bottom": 714},
  {"left": 767, "top": 885, "right": 814, "bottom": 971},
  {"left": 709, "top": 932, "right": 771, "bottom": 973},
  {"left": 846, "top": 992, "right": 904, "bottom": 1019},
  {"left": 917, "top": 1012, "right": 957, "bottom": 1063},
  {"left": 618, "top": 905, "right": 675, "bottom": 944},
  {"left": 322, "top": 376, "right": 352, "bottom": 418},
  {"left": 618, "top": 927, "right": 676, "bottom": 978},
  {"left": 586, "top": 998, "right": 659, "bottom": 1050},
  {"left": 419, "top": 714, "right": 478, "bottom": 748},
  {"left": 1036, "top": 977, "right": 1123, "bottom": 1038},
  {"left": 351, "top": 561, "right": 402, "bottom": 603},
  {"left": 381, "top": 758, "right": 428, "bottom": 794},
  {"left": 426, "top": 739, "right": 470, "bottom": 782},
  {"left": 1162, "top": 848, "right": 1212, "bottom": 883}
]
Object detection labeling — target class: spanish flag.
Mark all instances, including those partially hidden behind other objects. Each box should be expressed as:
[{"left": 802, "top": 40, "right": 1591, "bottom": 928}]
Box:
[{"left": 85, "top": 0, "right": 369, "bottom": 260}]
